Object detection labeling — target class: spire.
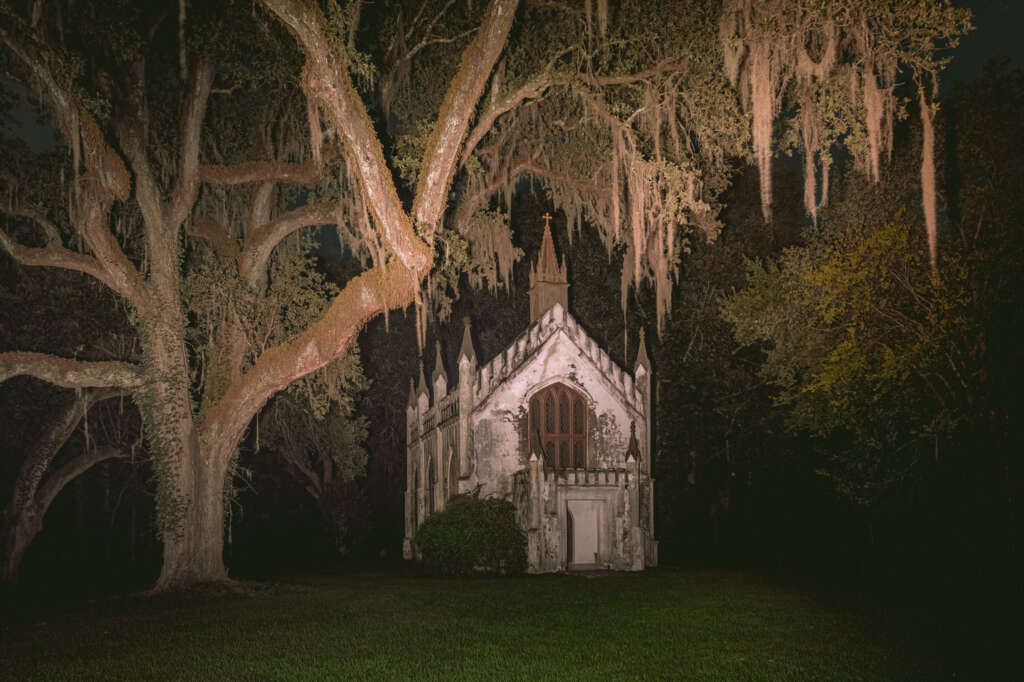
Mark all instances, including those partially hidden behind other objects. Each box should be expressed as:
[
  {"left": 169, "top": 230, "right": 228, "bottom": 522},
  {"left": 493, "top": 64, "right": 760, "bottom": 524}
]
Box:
[
  {"left": 529, "top": 212, "right": 570, "bottom": 322},
  {"left": 458, "top": 316, "right": 477, "bottom": 366},
  {"left": 534, "top": 213, "right": 566, "bottom": 284},
  {"left": 407, "top": 377, "right": 416, "bottom": 409},
  {"left": 634, "top": 327, "right": 651, "bottom": 375},
  {"left": 417, "top": 359, "right": 429, "bottom": 398}
]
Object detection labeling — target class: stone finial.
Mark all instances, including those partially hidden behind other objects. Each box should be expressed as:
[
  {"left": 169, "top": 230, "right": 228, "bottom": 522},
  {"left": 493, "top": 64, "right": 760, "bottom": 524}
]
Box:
[
  {"left": 634, "top": 327, "right": 651, "bottom": 375},
  {"left": 407, "top": 377, "right": 416, "bottom": 410},
  {"left": 417, "top": 359, "right": 429, "bottom": 399},
  {"left": 432, "top": 335, "right": 448, "bottom": 391},
  {"left": 458, "top": 316, "right": 477, "bottom": 366},
  {"left": 626, "top": 421, "right": 641, "bottom": 463}
]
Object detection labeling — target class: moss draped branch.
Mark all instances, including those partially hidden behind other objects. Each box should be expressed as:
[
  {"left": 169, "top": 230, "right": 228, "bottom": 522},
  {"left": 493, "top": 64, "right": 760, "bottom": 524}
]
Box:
[{"left": 0, "top": 352, "right": 143, "bottom": 389}]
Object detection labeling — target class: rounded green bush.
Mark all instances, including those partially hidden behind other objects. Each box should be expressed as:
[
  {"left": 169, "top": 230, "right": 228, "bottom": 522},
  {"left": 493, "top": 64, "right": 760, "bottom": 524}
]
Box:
[{"left": 414, "top": 492, "right": 527, "bottom": 576}]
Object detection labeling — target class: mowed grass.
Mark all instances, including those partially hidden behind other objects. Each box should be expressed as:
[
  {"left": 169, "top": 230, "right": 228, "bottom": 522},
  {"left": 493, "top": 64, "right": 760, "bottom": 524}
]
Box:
[{"left": 0, "top": 566, "right": 945, "bottom": 680}]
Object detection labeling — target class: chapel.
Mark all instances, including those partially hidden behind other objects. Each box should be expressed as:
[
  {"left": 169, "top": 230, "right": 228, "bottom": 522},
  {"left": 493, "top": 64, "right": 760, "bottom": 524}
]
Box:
[{"left": 403, "top": 215, "right": 657, "bottom": 572}]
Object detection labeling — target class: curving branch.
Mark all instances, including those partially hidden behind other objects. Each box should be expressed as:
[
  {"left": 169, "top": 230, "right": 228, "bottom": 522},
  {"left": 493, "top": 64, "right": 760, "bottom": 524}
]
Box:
[
  {"left": 411, "top": 0, "right": 520, "bottom": 230},
  {"left": 260, "top": 0, "right": 431, "bottom": 274},
  {"left": 239, "top": 202, "right": 337, "bottom": 285},
  {"left": 462, "top": 73, "right": 556, "bottom": 167},
  {"left": 3, "top": 387, "right": 132, "bottom": 584},
  {"left": 200, "top": 147, "right": 340, "bottom": 186},
  {"left": 0, "top": 225, "right": 132, "bottom": 299},
  {"left": 36, "top": 444, "right": 130, "bottom": 518},
  {"left": 2, "top": 18, "right": 145, "bottom": 310},
  {"left": 199, "top": 259, "right": 420, "bottom": 451},
  {"left": 0, "top": 352, "right": 143, "bottom": 389},
  {"left": 0, "top": 201, "right": 61, "bottom": 244},
  {"left": 0, "top": 19, "right": 131, "bottom": 202},
  {"left": 170, "top": 58, "right": 215, "bottom": 226},
  {"left": 7, "top": 387, "right": 127, "bottom": 515},
  {"left": 188, "top": 216, "right": 239, "bottom": 261},
  {"left": 454, "top": 153, "right": 607, "bottom": 232}
]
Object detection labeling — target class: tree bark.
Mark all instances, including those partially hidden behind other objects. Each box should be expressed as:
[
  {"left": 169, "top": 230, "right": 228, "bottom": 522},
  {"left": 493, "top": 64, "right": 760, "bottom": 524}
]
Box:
[
  {"left": 1, "top": 388, "right": 126, "bottom": 585},
  {"left": 3, "top": 0, "right": 519, "bottom": 592}
]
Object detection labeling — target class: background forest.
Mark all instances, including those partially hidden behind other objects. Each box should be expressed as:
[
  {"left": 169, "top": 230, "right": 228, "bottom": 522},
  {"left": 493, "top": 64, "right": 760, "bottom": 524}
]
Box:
[{"left": 0, "top": 0, "right": 1019, "bottom": 613}]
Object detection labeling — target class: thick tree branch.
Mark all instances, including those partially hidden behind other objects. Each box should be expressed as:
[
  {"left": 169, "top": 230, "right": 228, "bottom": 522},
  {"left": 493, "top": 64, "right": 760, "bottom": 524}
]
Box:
[
  {"left": 114, "top": 56, "right": 165, "bottom": 245},
  {"left": 0, "top": 225, "right": 131, "bottom": 298},
  {"left": 239, "top": 202, "right": 337, "bottom": 284},
  {"left": 9, "top": 387, "right": 126, "bottom": 515},
  {"left": 580, "top": 57, "right": 688, "bottom": 88},
  {"left": 75, "top": 195, "right": 151, "bottom": 313},
  {"left": 170, "top": 58, "right": 214, "bottom": 226},
  {"left": 0, "top": 20, "right": 131, "bottom": 202},
  {"left": 200, "top": 259, "right": 420, "bottom": 451},
  {"left": 411, "top": 0, "right": 520, "bottom": 229},
  {"left": 0, "top": 352, "right": 143, "bottom": 389},
  {"left": 462, "top": 73, "right": 555, "bottom": 166},
  {"left": 1, "top": 201, "right": 61, "bottom": 243},
  {"left": 200, "top": 151, "right": 338, "bottom": 186},
  {"left": 37, "top": 444, "right": 129, "bottom": 515},
  {"left": 188, "top": 216, "right": 239, "bottom": 261},
  {"left": 260, "top": 0, "right": 430, "bottom": 274}
]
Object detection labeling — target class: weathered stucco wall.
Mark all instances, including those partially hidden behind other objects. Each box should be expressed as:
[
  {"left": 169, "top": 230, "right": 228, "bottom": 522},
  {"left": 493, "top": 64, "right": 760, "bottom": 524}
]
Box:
[{"left": 468, "top": 326, "right": 644, "bottom": 499}]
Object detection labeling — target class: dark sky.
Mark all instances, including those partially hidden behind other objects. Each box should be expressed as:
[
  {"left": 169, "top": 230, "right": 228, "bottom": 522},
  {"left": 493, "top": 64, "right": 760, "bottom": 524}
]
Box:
[{"left": 945, "top": 0, "right": 1024, "bottom": 85}]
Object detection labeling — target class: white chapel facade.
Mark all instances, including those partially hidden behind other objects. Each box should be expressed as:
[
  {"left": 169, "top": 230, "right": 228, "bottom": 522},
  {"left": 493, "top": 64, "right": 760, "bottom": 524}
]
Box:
[{"left": 403, "top": 216, "right": 657, "bottom": 571}]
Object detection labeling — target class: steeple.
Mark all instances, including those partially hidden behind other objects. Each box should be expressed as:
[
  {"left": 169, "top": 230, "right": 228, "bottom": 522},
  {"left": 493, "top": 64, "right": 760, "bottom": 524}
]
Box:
[{"left": 529, "top": 212, "right": 569, "bottom": 322}]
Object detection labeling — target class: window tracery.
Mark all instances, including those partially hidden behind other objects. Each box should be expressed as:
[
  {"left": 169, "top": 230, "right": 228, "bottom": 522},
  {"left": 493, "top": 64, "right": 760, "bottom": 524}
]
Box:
[{"left": 529, "top": 383, "right": 587, "bottom": 468}]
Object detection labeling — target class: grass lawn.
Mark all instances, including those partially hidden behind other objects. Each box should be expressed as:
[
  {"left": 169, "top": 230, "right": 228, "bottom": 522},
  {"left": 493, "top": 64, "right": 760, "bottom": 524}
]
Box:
[{"left": 0, "top": 566, "right": 952, "bottom": 680}]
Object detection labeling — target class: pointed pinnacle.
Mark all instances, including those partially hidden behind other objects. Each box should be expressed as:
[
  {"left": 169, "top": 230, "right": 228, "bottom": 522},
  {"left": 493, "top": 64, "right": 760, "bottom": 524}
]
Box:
[
  {"left": 458, "top": 316, "right": 477, "bottom": 365},
  {"left": 635, "top": 327, "right": 651, "bottom": 372},
  {"left": 417, "top": 359, "right": 428, "bottom": 397},
  {"left": 432, "top": 340, "right": 447, "bottom": 383}
]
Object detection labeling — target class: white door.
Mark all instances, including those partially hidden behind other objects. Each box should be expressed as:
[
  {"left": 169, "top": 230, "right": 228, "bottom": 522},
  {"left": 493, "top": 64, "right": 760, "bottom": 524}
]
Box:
[{"left": 567, "top": 500, "right": 600, "bottom": 567}]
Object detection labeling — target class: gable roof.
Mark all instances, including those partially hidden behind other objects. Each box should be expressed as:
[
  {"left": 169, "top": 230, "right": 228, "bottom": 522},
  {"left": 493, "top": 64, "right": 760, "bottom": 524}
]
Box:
[{"left": 472, "top": 303, "right": 645, "bottom": 415}]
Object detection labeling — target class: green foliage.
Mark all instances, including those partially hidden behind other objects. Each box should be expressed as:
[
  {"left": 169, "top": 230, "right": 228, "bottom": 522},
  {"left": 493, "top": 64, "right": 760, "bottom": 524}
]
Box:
[
  {"left": 414, "top": 491, "right": 526, "bottom": 577},
  {"left": 721, "top": 198, "right": 988, "bottom": 504},
  {"left": 183, "top": 231, "right": 339, "bottom": 411}
]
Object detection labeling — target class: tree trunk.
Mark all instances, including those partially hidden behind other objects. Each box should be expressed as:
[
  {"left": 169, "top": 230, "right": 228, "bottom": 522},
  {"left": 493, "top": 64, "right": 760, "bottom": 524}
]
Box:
[
  {"left": 152, "top": 436, "right": 231, "bottom": 590},
  {"left": 1, "top": 509, "right": 42, "bottom": 585}
]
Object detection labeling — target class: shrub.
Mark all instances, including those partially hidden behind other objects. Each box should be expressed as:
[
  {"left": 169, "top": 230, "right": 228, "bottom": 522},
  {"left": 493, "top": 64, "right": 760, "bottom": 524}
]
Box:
[{"left": 414, "top": 492, "right": 527, "bottom": 576}]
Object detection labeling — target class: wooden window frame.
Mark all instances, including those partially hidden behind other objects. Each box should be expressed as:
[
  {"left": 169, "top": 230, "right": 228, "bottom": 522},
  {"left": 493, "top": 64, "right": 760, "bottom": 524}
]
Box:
[{"left": 529, "top": 383, "right": 587, "bottom": 469}]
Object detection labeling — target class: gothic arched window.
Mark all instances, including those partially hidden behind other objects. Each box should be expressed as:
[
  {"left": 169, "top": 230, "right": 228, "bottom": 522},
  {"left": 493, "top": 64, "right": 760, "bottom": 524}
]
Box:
[{"left": 529, "top": 383, "right": 587, "bottom": 468}]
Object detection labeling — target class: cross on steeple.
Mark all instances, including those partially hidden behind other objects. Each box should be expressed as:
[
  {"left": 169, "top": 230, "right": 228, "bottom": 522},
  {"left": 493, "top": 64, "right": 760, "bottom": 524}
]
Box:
[{"left": 529, "top": 211, "right": 569, "bottom": 322}]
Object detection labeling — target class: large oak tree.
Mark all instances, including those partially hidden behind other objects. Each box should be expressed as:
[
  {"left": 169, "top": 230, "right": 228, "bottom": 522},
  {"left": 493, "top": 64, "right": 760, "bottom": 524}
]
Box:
[{"left": 0, "top": 0, "right": 968, "bottom": 590}]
